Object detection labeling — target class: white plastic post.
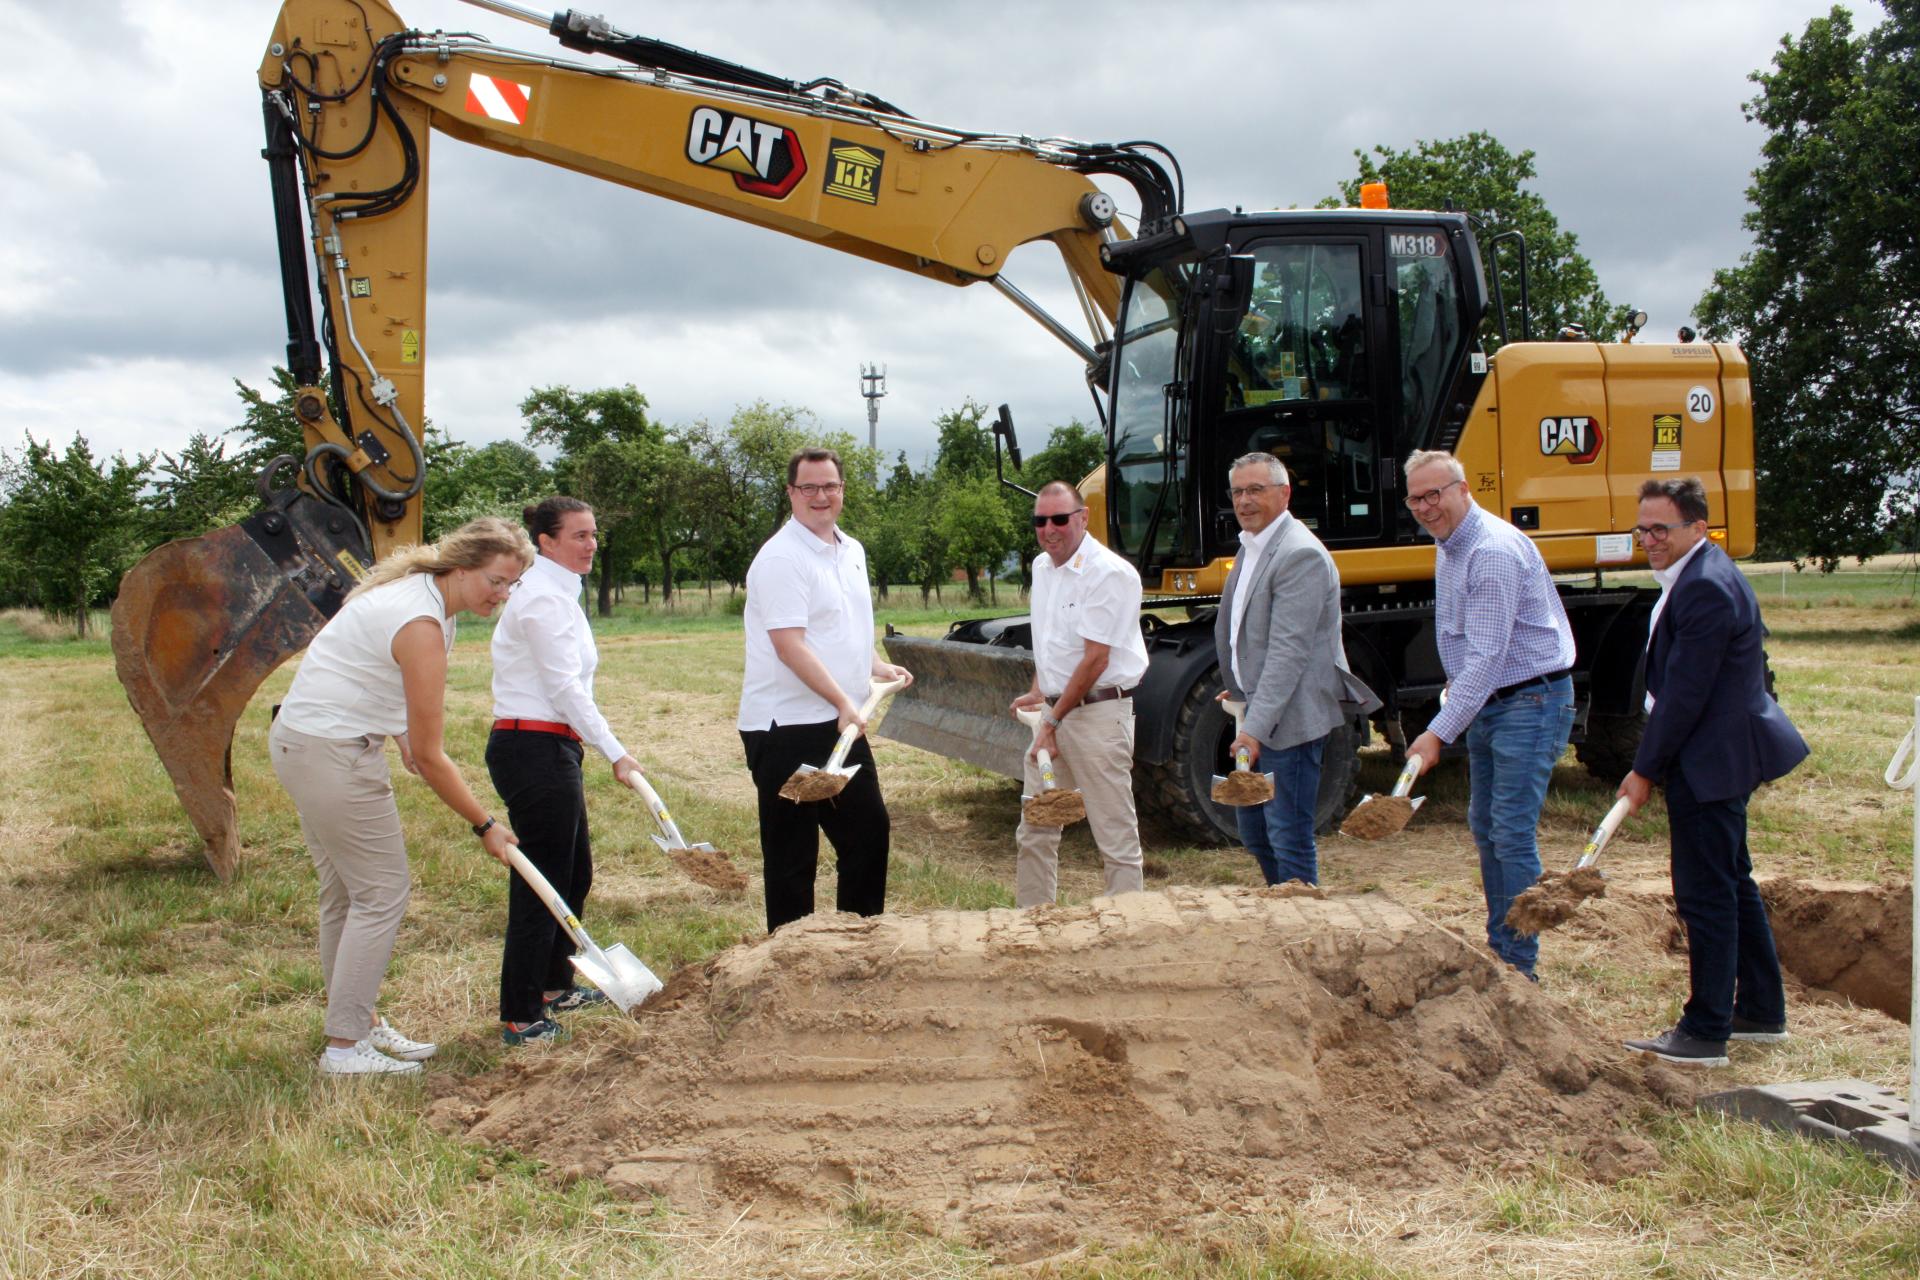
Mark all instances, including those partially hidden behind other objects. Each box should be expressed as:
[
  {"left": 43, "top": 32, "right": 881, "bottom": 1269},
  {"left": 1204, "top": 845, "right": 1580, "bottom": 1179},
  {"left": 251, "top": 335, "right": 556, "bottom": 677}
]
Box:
[{"left": 1884, "top": 699, "right": 1919, "bottom": 1141}]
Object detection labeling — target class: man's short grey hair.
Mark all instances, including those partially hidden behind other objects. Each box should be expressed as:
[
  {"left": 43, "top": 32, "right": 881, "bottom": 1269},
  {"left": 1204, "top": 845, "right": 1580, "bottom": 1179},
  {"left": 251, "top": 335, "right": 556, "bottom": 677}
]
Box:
[
  {"left": 1229, "top": 452, "right": 1288, "bottom": 486},
  {"left": 1403, "top": 449, "right": 1465, "bottom": 483}
]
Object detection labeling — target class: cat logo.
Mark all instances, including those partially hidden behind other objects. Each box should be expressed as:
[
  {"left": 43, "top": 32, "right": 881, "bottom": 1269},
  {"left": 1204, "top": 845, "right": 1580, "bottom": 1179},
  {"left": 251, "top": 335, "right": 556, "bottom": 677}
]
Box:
[
  {"left": 823, "top": 138, "right": 882, "bottom": 205},
  {"left": 1538, "top": 415, "right": 1602, "bottom": 463},
  {"left": 686, "top": 106, "right": 807, "bottom": 199}
]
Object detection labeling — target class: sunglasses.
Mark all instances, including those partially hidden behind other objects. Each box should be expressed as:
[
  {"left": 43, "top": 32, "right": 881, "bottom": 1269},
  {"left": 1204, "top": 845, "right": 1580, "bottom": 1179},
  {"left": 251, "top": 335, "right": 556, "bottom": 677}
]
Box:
[{"left": 1032, "top": 509, "right": 1086, "bottom": 528}]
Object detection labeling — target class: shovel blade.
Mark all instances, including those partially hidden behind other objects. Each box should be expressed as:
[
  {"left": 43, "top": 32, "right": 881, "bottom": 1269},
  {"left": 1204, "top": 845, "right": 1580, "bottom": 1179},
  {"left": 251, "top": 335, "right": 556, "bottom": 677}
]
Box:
[
  {"left": 649, "top": 833, "right": 717, "bottom": 854},
  {"left": 569, "top": 944, "right": 663, "bottom": 1014}
]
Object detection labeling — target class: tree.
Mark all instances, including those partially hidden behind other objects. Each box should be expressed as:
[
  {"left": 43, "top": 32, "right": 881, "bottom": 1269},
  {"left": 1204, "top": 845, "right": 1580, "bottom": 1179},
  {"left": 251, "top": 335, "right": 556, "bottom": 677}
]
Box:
[
  {"left": 0, "top": 434, "right": 150, "bottom": 635},
  {"left": 421, "top": 435, "right": 551, "bottom": 539},
  {"left": 1329, "top": 132, "right": 1624, "bottom": 347},
  {"left": 932, "top": 401, "right": 994, "bottom": 483},
  {"left": 936, "top": 474, "right": 1019, "bottom": 602},
  {"left": 520, "top": 384, "right": 660, "bottom": 614},
  {"left": 1696, "top": 2, "right": 1919, "bottom": 567},
  {"left": 1019, "top": 419, "right": 1105, "bottom": 492},
  {"left": 144, "top": 432, "right": 254, "bottom": 546}
]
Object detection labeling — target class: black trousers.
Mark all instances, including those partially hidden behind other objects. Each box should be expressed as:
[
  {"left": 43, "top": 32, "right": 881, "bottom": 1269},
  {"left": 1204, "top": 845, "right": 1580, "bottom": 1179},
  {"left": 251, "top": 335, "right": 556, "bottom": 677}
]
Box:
[
  {"left": 486, "top": 729, "right": 592, "bottom": 1023},
  {"left": 740, "top": 719, "right": 889, "bottom": 933},
  {"left": 1667, "top": 769, "right": 1786, "bottom": 1042}
]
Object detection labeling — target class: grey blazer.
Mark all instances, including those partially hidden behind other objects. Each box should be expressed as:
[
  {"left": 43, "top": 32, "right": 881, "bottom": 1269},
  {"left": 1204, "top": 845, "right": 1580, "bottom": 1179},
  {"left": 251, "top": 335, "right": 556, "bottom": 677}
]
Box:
[{"left": 1214, "top": 514, "right": 1380, "bottom": 751}]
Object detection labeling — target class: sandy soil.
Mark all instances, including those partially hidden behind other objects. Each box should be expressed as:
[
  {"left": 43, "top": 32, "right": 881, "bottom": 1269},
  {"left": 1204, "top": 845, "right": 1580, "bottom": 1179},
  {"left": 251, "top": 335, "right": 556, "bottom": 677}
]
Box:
[
  {"left": 428, "top": 886, "right": 1683, "bottom": 1263},
  {"left": 669, "top": 848, "right": 749, "bottom": 894},
  {"left": 1209, "top": 770, "right": 1274, "bottom": 806},
  {"left": 1506, "top": 867, "right": 1610, "bottom": 935},
  {"left": 1339, "top": 794, "right": 1416, "bottom": 839},
  {"left": 1021, "top": 787, "right": 1087, "bottom": 828}
]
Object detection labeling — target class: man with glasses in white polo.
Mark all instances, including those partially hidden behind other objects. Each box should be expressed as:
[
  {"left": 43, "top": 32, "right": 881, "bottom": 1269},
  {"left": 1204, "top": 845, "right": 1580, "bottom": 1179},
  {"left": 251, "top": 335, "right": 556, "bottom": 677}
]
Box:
[
  {"left": 1403, "top": 449, "right": 1576, "bottom": 980},
  {"left": 738, "top": 447, "right": 912, "bottom": 932},
  {"left": 1008, "top": 481, "right": 1149, "bottom": 907}
]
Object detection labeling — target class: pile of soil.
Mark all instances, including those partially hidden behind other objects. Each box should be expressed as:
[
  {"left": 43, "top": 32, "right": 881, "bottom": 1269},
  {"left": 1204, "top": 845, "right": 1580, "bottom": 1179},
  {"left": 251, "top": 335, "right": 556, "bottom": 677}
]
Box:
[
  {"left": 1506, "top": 867, "right": 1609, "bottom": 936},
  {"left": 778, "top": 770, "right": 849, "bottom": 802},
  {"left": 1021, "top": 787, "right": 1087, "bottom": 828},
  {"left": 1340, "top": 795, "right": 1415, "bottom": 839},
  {"left": 430, "top": 887, "right": 1680, "bottom": 1261},
  {"left": 1210, "top": 769, "right": 1275, "bottom": 806},
  {"left": 1762, "top": 877, "right": 1913, "bottom": 1022},
  {"left": 669, "top": 848, "right": 748, "bottom": 894}
]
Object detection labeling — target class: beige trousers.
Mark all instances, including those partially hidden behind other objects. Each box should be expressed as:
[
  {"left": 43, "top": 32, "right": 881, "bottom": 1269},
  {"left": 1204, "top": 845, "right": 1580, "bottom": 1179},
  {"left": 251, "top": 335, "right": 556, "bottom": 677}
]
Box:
[
  {"left": 269, "top": 720, "right": 411, "bottom": 1041},
  {"left": 1015, "top": 697, "right": 1144, "bottom": 907}
]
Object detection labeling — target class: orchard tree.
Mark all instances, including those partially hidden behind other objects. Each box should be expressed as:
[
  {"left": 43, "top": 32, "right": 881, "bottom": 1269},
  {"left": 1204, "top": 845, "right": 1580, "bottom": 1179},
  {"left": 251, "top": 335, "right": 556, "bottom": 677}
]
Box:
[
  {"left": 422, "top": 436, "right": 550, "bottom": 539},
  {"left": 0, "top": 434, "right": 150, "bottom": 635},
  {"left": 1330, "top": 132, "right": 1624, "bottom": 347},
  {"left": 145, "top": 432, "right": 253, "bottom": 545},
  {"left": 521, "top": 383, "right": 659, "bottom": 614},
  {"left": 1696, "top": 2, "right": 1919, "bottom": 567}
]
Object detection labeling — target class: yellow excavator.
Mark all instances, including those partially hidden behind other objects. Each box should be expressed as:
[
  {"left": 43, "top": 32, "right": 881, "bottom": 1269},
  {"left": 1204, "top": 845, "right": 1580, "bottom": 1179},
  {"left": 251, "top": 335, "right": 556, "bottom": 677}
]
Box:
[{"left": 113, "top": 0, "right": 1755, "bottom": 877}]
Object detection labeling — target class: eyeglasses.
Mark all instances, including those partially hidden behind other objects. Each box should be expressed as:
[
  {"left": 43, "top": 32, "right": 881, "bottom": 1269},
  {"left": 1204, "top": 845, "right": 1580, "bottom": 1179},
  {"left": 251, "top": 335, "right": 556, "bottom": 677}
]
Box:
[
  {"left": 482, "top": 572, "right": 521, "bottom": 594},
  {"left": 1404, "top": 479, "right": 1464, "bottom": 509},
  {"left": 1032, "top": 509, "right": 1086, "bottom": 528},
  {"left": 1229, "top": 484, "right": 1281, "bottom": 500},
  {"left": 790, "top": 481, "right": 844, "bottom": 497},
  {"left": 1631, "top": 521, "right": 1697, "bottom": 543}
]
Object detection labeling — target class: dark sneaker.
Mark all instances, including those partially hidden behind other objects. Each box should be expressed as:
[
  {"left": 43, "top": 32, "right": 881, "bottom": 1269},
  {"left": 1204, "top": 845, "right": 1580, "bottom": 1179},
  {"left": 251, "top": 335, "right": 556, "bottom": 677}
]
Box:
[
  {"left": 1728, "top": 1015, "right": 1789, "bottom": 1043},
  {"left": 501, "top": 1018, "right": 568, "bottom": 1047},
  {"left": 1623, "top": 1025, "right": 1729, "bottom": 1067},
  {"left": 546, "top": 986, "right": 610, "bottom": 1015}
]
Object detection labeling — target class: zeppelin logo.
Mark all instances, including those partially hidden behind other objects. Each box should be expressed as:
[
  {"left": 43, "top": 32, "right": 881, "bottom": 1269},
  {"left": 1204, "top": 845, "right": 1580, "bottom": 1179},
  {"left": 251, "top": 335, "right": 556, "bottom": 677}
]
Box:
[
  {"left": 465, "top": 73, "right": 530, "bottom": 126},
  {"left": 1539, "top": 415, "right": 1602, "bottom": 463},
  {"left": 687, "top": 106, "right": 807, "bottom": 198}
]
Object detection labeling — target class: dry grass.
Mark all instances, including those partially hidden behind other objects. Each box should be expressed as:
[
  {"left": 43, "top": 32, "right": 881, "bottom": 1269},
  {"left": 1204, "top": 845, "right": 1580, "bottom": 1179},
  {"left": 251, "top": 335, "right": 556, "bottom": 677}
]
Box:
[{"left": 0, "top": 577, "right": 1915, "bottom": 1277}]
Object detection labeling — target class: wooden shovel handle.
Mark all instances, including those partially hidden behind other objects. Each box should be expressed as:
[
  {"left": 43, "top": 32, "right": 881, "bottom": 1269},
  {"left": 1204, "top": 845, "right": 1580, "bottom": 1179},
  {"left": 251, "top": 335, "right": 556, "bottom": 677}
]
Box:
[
  {"left": 1390, "top": 754, "right": 1424, "bottom": 798},
  {"left": 824, "top": 677, "right": 908, "bottom": 772},
  {"left": 1576, "top": 797, "right": 1633, "bottom": 868}
]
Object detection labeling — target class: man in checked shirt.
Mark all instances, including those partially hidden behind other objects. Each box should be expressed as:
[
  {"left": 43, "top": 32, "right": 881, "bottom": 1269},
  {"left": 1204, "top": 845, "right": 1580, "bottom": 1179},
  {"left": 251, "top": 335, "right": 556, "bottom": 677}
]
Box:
[{"left": 1402, "top": 449, "right": 1576, "bottom": 980}]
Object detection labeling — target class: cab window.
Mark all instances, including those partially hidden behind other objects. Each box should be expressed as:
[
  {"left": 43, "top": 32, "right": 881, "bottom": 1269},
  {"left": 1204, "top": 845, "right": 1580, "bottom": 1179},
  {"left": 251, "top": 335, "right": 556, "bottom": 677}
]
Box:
[{"left": 1225, "top": 243, "right": 1366, "bottom": 410}]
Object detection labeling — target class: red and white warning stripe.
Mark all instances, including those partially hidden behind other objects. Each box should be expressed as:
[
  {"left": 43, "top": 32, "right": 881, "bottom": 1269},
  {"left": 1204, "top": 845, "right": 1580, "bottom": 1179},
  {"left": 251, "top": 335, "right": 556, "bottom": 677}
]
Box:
[{"left": 465, "top": 73, "right": 531, "bottom": 126}]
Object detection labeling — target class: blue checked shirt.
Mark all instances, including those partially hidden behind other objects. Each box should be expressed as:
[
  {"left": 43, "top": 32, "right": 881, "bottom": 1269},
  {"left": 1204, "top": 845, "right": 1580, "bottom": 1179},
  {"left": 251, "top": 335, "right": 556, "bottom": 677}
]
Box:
[{"left": 1426, "top": 503, "right": 1576, "bottom": 743}]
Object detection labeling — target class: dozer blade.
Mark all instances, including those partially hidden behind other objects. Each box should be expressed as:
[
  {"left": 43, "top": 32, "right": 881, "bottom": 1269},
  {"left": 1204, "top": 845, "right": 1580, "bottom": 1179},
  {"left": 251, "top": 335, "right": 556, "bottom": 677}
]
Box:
[
  {"left": 879, "top": 633, "right": 1036, "bottom": 780},
  {"left": 112, "top": 491, "right": 363, "bottom": 880}
]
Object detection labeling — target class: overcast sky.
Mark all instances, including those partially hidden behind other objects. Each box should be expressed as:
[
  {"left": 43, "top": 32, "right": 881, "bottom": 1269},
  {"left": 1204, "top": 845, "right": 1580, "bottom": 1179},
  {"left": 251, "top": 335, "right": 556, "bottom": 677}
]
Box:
[{"left": 0, "top": 0, "right": 1882, "bottom": 477}]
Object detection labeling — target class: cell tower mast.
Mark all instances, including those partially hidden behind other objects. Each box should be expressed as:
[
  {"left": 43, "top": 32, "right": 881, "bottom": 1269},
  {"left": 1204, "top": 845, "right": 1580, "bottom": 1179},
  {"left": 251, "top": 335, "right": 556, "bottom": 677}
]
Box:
[{"left": 860, "top": 363, "right": 887, "bottom": 451}]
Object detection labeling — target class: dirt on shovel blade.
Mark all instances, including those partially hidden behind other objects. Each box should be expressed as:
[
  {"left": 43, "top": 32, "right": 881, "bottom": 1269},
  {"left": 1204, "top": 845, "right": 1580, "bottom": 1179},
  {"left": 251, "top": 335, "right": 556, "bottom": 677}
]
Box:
[
  {"left": 1505, "top": 867, "right": 1609, "bottom": 936},
  {"left": 1210, "top": 770, "right": 1275, "bottom": 806},
  {"left": 778, "top": 770, "right": 848, "bottom": 803},
  {"left": 670, "top": 848, "right": 748, "bottom": 894},
  {"left": 1340, "top": 795, "right": 1414, "bottom": 839},
  {"left": 1022, "top": 788, "right": 1087, "bottom": 828}
]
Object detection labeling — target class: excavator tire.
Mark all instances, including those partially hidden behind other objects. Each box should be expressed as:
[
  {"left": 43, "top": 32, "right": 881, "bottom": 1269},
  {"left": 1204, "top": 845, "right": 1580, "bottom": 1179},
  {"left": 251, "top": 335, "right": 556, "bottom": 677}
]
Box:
[
  {"left": 1574, "top": 711, "right": 1645, "bottom": 786},
  {"left": 1134, "top": 665, "right": 1365, "bottom": 844}
]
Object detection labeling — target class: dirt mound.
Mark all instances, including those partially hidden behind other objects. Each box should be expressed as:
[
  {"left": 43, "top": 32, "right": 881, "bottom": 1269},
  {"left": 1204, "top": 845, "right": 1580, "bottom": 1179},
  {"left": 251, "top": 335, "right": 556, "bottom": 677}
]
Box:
[
  {"left": 429, "top": 887, "right": 1677, "bottom": 1262},
  {"left": 1761, "top": 877, "right": 1913, "bottom": 1022}
]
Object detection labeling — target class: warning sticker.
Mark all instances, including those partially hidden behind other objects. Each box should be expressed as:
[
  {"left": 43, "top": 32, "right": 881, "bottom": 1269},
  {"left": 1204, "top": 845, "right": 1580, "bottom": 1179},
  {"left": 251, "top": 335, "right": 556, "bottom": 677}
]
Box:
[
  {"left": 1652, "top": 413, "right": 1682, "bottom": 472},
  {"left": 1595, "top": 533, "right": 1634, "bottom": 563},
  {"left": 401, "top": 329, "right": 420, "bottom": 363}
]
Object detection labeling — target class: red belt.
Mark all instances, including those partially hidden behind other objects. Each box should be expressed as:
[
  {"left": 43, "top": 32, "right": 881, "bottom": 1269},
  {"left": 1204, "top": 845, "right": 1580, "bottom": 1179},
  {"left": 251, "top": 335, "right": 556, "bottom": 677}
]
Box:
[{"left": 493, "top": 718, "right": 580, "bottom": 740}]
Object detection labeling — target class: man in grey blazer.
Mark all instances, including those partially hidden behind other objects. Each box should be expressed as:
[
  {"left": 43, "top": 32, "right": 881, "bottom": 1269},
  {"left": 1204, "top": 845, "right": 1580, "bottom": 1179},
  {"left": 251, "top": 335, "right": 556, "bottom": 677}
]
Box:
[{"left": 1215, "top": 453, "right": 1376, "bottom": 884}]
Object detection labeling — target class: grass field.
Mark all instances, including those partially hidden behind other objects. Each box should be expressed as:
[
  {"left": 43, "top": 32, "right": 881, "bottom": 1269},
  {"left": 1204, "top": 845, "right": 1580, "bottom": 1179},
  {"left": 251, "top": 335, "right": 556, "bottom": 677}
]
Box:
[{"left": 0, "top": 562, "right": 1916, "bottom": 1278}]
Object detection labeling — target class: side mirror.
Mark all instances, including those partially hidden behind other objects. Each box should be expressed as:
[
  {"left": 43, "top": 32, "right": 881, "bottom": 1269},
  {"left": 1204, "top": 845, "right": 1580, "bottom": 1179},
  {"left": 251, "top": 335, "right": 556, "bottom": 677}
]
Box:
[
  {"left": 992, "top": 403, "right": 1036, "bottom": 499},
  {"left": 1209, "top": 254, "right": 1256, "bottom": 337}
]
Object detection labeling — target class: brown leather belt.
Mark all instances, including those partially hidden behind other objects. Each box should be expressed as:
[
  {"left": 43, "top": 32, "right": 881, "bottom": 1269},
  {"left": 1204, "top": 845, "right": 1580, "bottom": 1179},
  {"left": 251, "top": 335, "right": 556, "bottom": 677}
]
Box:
[
  {"left": 1079, "top": 686, "right": 1136, "bottom": 705},
  {"left": 492, "top": 717, "right": 580, "bottom": 740}
]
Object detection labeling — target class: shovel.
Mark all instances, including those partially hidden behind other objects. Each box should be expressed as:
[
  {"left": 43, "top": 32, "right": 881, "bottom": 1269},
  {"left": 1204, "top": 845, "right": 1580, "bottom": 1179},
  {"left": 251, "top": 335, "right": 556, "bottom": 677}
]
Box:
[
  {"left": 1340, "top": 754, "right": 1426, "bottom": 839},
  {"left": 779, "top": 676, "right": 908, "bottom": 802},
  {"left": 1575, "top": 796, "right": 1632, "bottom": 869},
  {"left": 1210, "top": 699, "right": 1275, "bottom": 806},
  {"left": 503, "top": 846, "right": 662, "bottom": 1014},
  {"left": 1015, "top": 705, "right": 1086, "bottom": 828},
  {"left": 621, "top": 771, "right": 748, "bottom": 893},
  {"left": 1504, "top": 797, "right": 1630, "bottom": 935}
]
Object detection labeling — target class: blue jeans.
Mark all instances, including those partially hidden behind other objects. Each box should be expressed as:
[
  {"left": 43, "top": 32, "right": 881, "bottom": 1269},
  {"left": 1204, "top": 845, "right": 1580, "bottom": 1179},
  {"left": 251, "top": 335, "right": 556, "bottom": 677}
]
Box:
[
  {"left": 1235, "top": 733, "right": 1327, "bottom": 885},
  {"left": 1465, "top": 677, "right": 1574, "bottom": 976}
]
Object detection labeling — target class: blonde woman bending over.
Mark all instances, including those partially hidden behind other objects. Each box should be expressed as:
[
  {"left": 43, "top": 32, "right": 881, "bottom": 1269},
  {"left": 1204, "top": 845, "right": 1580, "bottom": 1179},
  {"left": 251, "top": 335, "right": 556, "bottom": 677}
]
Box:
[{"left": 270, "top": 516, "right": 533, "bottom": 1076}]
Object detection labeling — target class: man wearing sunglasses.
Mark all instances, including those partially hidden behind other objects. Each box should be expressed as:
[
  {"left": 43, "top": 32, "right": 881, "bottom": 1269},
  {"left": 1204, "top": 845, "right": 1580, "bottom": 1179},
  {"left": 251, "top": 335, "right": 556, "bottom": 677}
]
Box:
[
  {"left": 1009, "top": 482, "right": 1149, "bottom": 907},
  {"left": 738, "top": 447, "right": 913, "bottom": 932},
  {"left": 1403, "top": 449, "right": 1576, "bottom": 981},
  {"left": 1619, "top": 476, "right": 1807, "bottom": 1067},
  {"left": 1214, "top": 452, "right": 1378, "bottom": 886}
]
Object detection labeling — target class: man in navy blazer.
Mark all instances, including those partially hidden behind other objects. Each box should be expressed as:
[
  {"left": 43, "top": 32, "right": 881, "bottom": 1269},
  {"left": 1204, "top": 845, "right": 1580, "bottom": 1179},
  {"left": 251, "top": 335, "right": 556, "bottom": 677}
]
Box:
[{"left": 1619, "top": 476, "right": 1808, "bottom": 1067}]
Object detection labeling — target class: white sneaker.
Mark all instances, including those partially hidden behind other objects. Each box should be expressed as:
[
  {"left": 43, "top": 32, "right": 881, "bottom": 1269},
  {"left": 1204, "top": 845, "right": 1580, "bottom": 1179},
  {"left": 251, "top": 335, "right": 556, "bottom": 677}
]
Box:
[
  {"left": 367, "top": 1017, "right": 437, "bottom": 1061},
  {"left": 318, "top": 1039, "right": 423, "bottom": 1076}
]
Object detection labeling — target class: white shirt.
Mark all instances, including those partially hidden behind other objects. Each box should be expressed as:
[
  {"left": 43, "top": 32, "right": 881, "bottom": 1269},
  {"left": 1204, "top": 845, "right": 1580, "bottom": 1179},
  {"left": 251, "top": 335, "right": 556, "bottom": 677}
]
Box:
[
  {"left": 277, "top": 574, "right": 453, "bottom": 739},
  {"left": 737, "top": 518, "right": 876, "bottom": 731},
  {"left": 1643, "top": 536, "right": 1709, "bottom": 713},
  {"left": 1029, "top": 533, "right": 1149, "bottom": 697},
  {"left": 1229, "top": 511, "right": 1289, "bottom": 690},
  {"left": 490, "top": 552, "right": 627, "bottom": 761}
]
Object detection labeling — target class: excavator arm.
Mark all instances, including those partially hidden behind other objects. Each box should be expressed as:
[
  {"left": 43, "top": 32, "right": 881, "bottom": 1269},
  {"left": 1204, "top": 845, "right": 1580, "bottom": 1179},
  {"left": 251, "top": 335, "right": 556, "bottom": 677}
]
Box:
[{"left": 114, "top": 0, "right": 1173, "bottom": 877}]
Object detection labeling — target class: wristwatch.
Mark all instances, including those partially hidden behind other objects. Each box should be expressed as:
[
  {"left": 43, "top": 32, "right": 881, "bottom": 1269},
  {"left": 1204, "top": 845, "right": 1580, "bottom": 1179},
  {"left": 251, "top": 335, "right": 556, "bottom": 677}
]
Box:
[
  {"left": 472, "top": 816, "right": 496, "bottom": 838},
  {"left": 1041, "top": 709, "right": 1063, "bottom": 729}
]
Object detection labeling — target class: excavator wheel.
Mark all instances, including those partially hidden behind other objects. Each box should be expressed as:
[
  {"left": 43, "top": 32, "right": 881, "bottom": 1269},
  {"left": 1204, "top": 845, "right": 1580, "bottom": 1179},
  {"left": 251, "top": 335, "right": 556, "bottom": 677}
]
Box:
[{"left": 1134, "top": 665, "right": 1364, "bottom": 844}]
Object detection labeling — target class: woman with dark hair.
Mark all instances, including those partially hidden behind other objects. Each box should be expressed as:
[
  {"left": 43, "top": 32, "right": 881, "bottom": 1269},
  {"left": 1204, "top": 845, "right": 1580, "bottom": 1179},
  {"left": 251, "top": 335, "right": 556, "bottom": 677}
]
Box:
[
  {"left": 271, "top": 516, "right": 533, "bottom": 1076},
  {"left": 488, "top": 496, "right": 642, "bottom": 1045}
]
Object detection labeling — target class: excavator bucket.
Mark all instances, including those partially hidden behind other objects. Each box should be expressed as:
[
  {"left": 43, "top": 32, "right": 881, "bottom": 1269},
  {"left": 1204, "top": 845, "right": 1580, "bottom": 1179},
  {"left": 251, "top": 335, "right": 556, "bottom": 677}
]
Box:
[
  {"left": 878, "top": 631, "right": 1036, "bottom": 780},
  {"left": 112, "top": 486, "right": 364, "bottom": 880}
]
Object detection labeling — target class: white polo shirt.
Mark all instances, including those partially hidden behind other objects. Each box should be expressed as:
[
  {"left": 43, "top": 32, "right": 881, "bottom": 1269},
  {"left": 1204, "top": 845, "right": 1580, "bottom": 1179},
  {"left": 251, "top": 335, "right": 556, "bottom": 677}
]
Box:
[
  {"left": 276, "top": 573, "right": 453, "bottom": 739},
  {"left": 1029, "top": 533, "right": 1149, "bottom": 698},
  {"left": 737, "top": 518, "right": 876, "bottom": 731},
  {"left": 490, "top": 552, "right": 626, "bottom": 761}
]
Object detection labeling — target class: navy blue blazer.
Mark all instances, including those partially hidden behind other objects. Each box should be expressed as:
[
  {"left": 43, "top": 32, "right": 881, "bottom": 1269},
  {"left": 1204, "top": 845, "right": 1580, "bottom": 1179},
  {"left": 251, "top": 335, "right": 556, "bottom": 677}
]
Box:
[{"left": 1632, "top": 541, "right": 1808, "bottom": 803}]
